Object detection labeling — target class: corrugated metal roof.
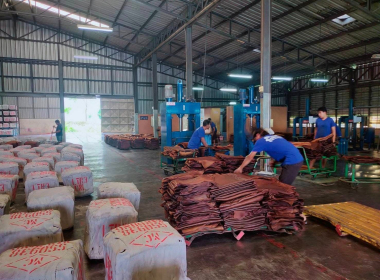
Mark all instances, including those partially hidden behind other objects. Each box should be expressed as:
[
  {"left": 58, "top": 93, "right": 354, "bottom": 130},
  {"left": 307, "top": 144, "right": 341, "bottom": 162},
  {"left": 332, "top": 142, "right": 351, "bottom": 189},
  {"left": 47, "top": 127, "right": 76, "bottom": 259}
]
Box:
[{"left": 2, "top": 0, "right": 379, "bottom": 80}]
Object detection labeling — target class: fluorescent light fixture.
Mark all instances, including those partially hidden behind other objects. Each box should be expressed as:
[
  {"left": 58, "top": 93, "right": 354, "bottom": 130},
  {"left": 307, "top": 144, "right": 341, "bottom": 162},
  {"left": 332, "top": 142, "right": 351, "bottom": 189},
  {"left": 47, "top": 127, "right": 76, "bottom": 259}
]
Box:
[
  {"left": 310, "top": 78, "right": 328, "bottom": 82},
  {"left": 272, "top": 76, "right": 293, "bottom": 81},
  {"left": 253, "top": 48, "right": 261, "bottom": 53},
  {"left": 228, "top": 74, "right": 252, "bottom": 79},
  {"left": 192, "top": 87, "right": 204, "bottom": 91},
  {"left": 77, "top": 25, "right": 113, "bottom": 32},
  {"left": 220, "top": 88, "right": 237, "bottom": 92},
  {"left": 16, "top": 0, "right": 110, "bottom": 28},
  {"left": 229, "top": 102, "right": 237, "bottom": 105},
  {"left": 74, "top": 55, "right": 98, "bottom": 60}
]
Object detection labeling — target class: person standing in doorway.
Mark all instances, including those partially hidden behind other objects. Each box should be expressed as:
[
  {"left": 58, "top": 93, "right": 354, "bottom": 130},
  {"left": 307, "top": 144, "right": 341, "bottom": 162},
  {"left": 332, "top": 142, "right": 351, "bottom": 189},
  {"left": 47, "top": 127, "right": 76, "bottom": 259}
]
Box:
[
  {"left": 208, "top": 118, "right": 218, "bottom": 144},
  {"left": 54, "top": 120, "right": 63, "bottom": 143},
  {"left": 310, "top": 107, "right": 336, "bottom": 167}
]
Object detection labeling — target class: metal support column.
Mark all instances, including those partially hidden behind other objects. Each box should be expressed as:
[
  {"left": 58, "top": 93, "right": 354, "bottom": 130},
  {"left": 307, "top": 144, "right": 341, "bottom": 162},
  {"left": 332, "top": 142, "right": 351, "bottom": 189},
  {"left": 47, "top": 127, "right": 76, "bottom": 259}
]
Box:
[
  {"left": 152, "top": 53, "right": 159, "bottom": 138},
  {"left": 133, "top": 56, "right": 139, "bottom": 134},
  {"left": 260, "top": 0, "right": 272, "bottom": 173},
  {"left": 185, "top": 6, "right": 193, "bottom": 96},
  {"left": 58, "top": 60, "right": 66, "bottom": 142},
  {"left": 260, "top": 0, "right": 272, "bottom": 129}
]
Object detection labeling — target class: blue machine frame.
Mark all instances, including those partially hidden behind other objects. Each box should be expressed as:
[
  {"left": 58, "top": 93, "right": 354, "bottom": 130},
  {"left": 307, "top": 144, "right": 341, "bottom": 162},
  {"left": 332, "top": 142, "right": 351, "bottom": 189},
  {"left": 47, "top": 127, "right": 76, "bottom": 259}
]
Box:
[
  {"left": 160, "top": 80, "right": 201, "bottom": 151},
  {"left": 233, "top": 86, "right": 260, "bottom": 156},
  {"left": 292, "top": 98, "right": 316, "bottom": 139}
]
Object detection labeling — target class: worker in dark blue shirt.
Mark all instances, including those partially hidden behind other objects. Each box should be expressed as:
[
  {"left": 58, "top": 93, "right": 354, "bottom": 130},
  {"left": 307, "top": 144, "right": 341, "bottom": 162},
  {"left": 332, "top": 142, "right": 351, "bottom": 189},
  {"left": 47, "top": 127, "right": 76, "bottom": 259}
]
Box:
[
  {"left": 208, "top": 118, "right": 218, "bottom": 144},
  {"left": 310, "top": 107, "right": 337, "bottom": 167},
  {"left": 188, "top": 120, "right": 211, "bottom": 150},
  {"left": 235, "top": 128, "right": 303, "bottom": 185},
  {"left": 54, "top": 119, "right": 63, "bottom": 143}
]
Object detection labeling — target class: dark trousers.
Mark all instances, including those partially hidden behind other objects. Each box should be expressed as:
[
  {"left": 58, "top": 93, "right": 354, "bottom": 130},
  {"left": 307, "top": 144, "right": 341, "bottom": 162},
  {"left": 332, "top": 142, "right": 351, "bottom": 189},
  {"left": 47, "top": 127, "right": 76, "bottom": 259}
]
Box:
[
  {"left": 56, "top": 135, "right": 62, "bottom": 142},
  {"left": 279, "top": 161, "right": 303, "bottom": 185}
]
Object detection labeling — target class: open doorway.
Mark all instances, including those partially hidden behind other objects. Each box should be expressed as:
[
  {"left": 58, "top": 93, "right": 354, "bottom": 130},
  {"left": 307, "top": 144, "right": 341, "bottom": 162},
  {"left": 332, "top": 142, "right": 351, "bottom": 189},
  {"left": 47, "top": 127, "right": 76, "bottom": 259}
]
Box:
[{"left": 64, "top": 97, "right": 101, "bottom": 141}]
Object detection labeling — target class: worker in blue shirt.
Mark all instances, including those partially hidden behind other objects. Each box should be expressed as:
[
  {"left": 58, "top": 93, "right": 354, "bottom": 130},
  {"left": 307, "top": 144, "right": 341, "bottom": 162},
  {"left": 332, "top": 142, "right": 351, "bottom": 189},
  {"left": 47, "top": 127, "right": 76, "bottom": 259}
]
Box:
[
  {"left": 188, "top": 119, "right": 211, "bottom": 150},
  {"left": 310, "top": 107, "right": 337, "bottom": 167},
  {"left": 235, "top": 128, "right": 303, "bottom": 185},
  {"left": 208, "top": 118, "right": 218, "bottom": 144}
]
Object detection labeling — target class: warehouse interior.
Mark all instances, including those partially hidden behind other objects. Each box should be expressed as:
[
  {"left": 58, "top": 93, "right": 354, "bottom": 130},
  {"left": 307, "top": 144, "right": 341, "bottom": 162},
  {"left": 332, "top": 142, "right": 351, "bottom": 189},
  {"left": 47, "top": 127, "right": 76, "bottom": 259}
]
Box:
[{"left": 0, "top": 0, "right": 380, "bottom": 279}]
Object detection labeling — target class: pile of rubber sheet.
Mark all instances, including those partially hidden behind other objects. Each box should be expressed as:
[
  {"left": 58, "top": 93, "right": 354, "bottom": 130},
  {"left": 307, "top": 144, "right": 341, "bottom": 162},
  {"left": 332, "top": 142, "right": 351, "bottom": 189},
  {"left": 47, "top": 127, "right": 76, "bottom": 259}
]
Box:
[
  {"left": 144, "top": 138, "right": 160, "bottom": 150},
  {"left": 159, "top": 173, "right": 304, "bottom": 239},
  {"left": 161, "top": 145, "right": 198, "bottom": 159},
  {"left": 160, "top": 173, "right": 224, "bottom": 235},
  {"left": 182, "top": 157, "right": 226, "bottom": 174},
  {"left": 181, "top": 155, "right": 255, "bottom": 174},
  {"left": 342, "top": 156, "right": 380, "bottom": 164},
  {"left": 104, "top": 134, "right": 160, "bottom": 150},
  {"left": 291, "top": 134, "right": 337, "bottom": 160}
]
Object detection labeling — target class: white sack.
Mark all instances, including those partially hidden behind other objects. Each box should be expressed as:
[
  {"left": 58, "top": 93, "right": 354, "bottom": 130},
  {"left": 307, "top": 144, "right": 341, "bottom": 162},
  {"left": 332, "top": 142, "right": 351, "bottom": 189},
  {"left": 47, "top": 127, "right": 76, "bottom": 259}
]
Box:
[
  {"left": 24, "top": 162, "right": 50, "bottom": 177},
  {"left": 84, "top": 198, "right": 138, "bottom": 259},
  {"left": 0, "top": 162, "right": 19, "bottom": 176},
  {"left": 60, "top": 142, "right": 72, "bottom": 147},
  {"left": 27, "top": 186, "right": 75, "bottom": 230},
  {"left": 17, "top": 149, "right": 37, "bottom": 157},
  {"left": 19, "top": 152, "right": 40, "bottom": 163},
  {"left": 32, "top": 156, "right": 55, "bottom": 169},
  {"left": 44, "top": 152, "right": 61, "bottom": 163},
  {"left": 24, "top": 171, "right": 59, "bottom": 200},
  {"left": 0, "top": 174, "right": 19, "bottom": 202},
  {"left": 55, "top": 144, "right": 65, "bottom": 152},
  {"left": 0, "top": 151, "right": 13, "bottom": 156},
  {"left": 103, "top": 220, "right": 187, "bottom": 280},
  {"left": 61, "top": 152, "right": 81, "bottom": 163},
  {"left": 41, "top": 147, "right": 57, "bottom": 155},
  {"left": 0, "top": 209, "right": 62, "bottom": 254},
  {"left": 34, "top": 146, "right": 45, "bottom": 153},
  {"left": 0, "top": 240, "right": 85, "bottom": 280},
  {"left": 97, "top": 182, "right": 141, "bottom": 211},
  {"left": 62, "top": 166, "right": 93, "bottom": 197},
  {"left": 55, "top": 161, "right": 79, "bottom": 176},
  {"left": 39, "top": 144, "right": 53, "bottom": 148},
  {"left": 0, "top": 144, "right": 13, "bottom": 151},
  {"left": 0, "top": 194, "right": 10, "bottom": 216},
  {"left": 68, "top": 144, "right": 83, "bottom": 149}
]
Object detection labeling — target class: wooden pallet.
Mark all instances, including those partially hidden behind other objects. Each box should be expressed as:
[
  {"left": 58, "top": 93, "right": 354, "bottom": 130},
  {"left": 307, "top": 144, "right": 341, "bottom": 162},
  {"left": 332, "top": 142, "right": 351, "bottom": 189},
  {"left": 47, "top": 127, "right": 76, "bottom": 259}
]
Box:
[{"left": 304, "top": 202, "right": 380, "bottom": 249}]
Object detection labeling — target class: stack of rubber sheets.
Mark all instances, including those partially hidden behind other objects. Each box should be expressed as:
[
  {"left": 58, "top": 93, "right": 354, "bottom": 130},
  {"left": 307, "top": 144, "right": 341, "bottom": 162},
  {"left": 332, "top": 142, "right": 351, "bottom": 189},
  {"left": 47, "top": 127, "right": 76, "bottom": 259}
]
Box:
[
  {"left": 160, "top": 173, "right": 223, "bottom": 235},
  {"left": 161, "top": 146, "right": 197, "bottom": 159},
  {"left": 342, "top": 156, "right": 380, "bottom": 164},
  {"left": 144, "top": 137, "right": 159, "bottom": 150},
  {"left": 182, "top": 157, "right": 226, "bottom": 174},
  {"left": 215, "top": 154, "right": 255, "bottom": 173},
  {"left": 254, "top": 176, "right": 304, "bottom": 232},
  {"left": 291, "top": 134, "right": 336, "bottom": 160},
  {"left": 211, "top": 174, "right": 266, "bottom": 231},
  {"left": 131, "top": 137, "right": 145, "bottom": 149}
]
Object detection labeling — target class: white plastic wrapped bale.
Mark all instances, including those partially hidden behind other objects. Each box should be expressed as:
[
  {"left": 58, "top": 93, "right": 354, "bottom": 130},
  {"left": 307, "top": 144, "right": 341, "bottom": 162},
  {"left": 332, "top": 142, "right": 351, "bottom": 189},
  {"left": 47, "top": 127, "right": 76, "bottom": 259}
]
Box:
[
  {"left": 17, "top": 145, "right": 32, "bottom": 150},
  {"left": 27, "top": 186, "right": 75, "bottom": 230},
  {"left": 0, "top": 144, "right": 13, "bottom": 151},
  {"left": 0, "top": 156, "right": 27, "bottom": 178},
  {"left": 32, "top": 156, "right": 55, "bottom": 169},
  {"left": 61, "top": 152, "right": 81, "bottom": 163},
  {"left": 103, "top": 220, "right": 187, "bottom": 280},
  {"left": 61, "top": 166, "right": 93, "bottom": 197},
  {"left": 0, "top": 151, "right": 13, "bottom": 156},
  {"left": 60, "top": 142, "right": 72, "bottom": 147},
  {"left": 24, "top": 162, "right": 50, "bottom": 177},
  {"left": 41, "top": 147, "right": 57, "bottom": 156},
  {"left": 84, "top": 198, "right": 138, "bottom": 259},
  {"left": 0, "top": 194, "right": 10, "bottom": 216},
  {"left": 35, "top": 137, "right": 47, "bottom": 143},
  {"left": 44, "top": 152, "right": 61, "bottom": 163},
  {"left": 0, "top": 210, "right": 63, "bottom": 254},
  {"left": 62, "top": 147, "right": 84, "bottom": 165},
  {"left": 39, "top": 143, "right": 53, "bottom": 148},
  {"left": 17, "top": 149, "right": 37, "bottom": 157},
  {"left": 97, "top": 182, "right": 141, "bottom": 211},
  {"left": 0, "top": 174, "right": 18, "bottom": 202},
  {"left": 68, "top": 144, "right": 83, "bottom": 149},
  {"left": 24, "top": 171, "right": 59, "bottom": 200},
  {"left": 54, "top": 161, "right": 79, "bottom": 177},
  {"left": 0, "top": 240, "right": 85, "bottom": 279},
  {"left": 34, "top": 146, "right": 45, "bottom": 154},
  {"left": 19, "top": 152, "right": 40, "bottom": 163},
  {"left": 0, "top": 162, "right": 19, "bottom": 176},
  {"left": 55, "top": 144, "right": 65, "bottom": 153}
]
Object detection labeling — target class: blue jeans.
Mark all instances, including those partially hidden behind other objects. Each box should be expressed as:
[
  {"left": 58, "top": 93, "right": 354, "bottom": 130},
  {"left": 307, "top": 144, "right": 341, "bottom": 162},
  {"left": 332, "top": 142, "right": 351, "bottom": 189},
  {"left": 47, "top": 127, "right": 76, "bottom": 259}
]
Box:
[{"left": 56, "top": 135, "right": 62, "bottom": 142}]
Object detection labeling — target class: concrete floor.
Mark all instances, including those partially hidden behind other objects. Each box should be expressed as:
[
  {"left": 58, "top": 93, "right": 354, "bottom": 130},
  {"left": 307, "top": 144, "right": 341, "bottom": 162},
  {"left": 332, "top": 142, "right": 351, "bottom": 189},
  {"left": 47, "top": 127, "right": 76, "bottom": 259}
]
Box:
[{"left": 10, "top": 133, "right": 380, "bottom": 280}]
